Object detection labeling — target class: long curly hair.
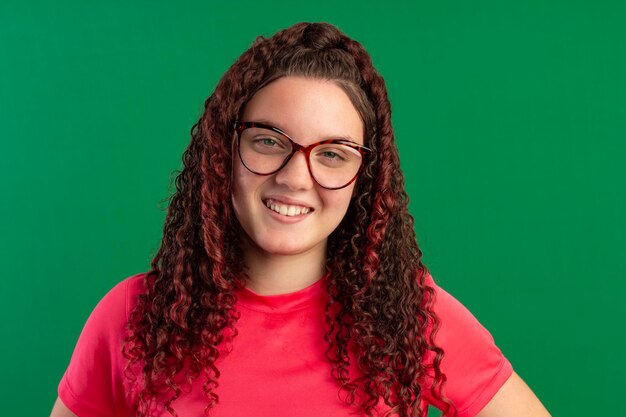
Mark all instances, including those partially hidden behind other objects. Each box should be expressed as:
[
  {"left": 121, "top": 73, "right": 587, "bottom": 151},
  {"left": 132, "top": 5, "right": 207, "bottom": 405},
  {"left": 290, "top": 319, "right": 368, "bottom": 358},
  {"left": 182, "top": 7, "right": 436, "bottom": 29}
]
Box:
[{"left": 123, "top": 22, "right": 454, "bottom": 417}]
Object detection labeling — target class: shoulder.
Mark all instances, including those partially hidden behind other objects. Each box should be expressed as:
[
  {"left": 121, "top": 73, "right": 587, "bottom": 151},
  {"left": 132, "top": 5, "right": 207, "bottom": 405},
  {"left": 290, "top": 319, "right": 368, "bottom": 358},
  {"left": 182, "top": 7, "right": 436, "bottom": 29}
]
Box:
[
  {"left": 422, "top": 269, "right": 509, "bottom": 356},
  {"left": 59, "top": 272, "right": 149, "bottom": 371},
  {"left": 424, "top": 272, "right": 497, "bottom": 343},
  {"left": 87, "top": 272, "right": 147, "bottom": 327},
  {"left": 67, "top": 272, "right": 148, "bottom": 351}
]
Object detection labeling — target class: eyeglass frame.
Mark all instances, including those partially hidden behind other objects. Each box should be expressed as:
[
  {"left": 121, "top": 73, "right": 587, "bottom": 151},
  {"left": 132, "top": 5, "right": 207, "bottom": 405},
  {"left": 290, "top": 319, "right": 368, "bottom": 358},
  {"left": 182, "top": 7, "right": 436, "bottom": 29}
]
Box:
[{"left": 233, "top": 121, "right": 372, "bottom": 190}]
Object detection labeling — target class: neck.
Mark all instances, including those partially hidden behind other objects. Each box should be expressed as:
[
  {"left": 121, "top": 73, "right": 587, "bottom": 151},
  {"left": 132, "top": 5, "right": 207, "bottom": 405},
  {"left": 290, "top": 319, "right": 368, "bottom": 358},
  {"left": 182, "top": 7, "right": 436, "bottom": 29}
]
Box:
[{"left": 242, "top": 241, "right": 327, "bottom": 296}]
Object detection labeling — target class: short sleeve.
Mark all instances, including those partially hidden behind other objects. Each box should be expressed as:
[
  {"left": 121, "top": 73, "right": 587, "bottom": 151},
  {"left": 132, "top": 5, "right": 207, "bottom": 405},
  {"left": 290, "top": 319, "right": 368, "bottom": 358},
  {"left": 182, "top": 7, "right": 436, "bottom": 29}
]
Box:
[
  {"left": 422, "top": 273, "right": 513, "bottom": 417},
  {"left": 58, "top": 273, "right": 145, "bottom": 417}
]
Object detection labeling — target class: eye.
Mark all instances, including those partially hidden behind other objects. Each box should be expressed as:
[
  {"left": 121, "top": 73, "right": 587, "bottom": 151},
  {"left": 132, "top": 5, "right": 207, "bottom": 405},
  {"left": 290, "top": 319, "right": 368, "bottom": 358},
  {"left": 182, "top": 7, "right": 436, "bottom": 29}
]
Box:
[
  {"left": 320, "top": 150, "right": 344, "bottom": 160},
  {"left": 313, "top": 145, "right": 353, "bottom": 168},
  {"left": 248, "top": 134, "right": 290, "bottom": 155},
  {"left": 257, "top": 137, "right": 279, "bottom": 147}
]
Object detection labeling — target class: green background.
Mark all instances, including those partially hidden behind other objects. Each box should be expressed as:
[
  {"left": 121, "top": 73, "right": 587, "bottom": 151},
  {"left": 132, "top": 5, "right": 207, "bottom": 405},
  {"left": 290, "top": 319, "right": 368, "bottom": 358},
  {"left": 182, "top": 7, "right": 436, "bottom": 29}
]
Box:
[{"left": 1, "top": 1, "right": 624, "bottom": 415}]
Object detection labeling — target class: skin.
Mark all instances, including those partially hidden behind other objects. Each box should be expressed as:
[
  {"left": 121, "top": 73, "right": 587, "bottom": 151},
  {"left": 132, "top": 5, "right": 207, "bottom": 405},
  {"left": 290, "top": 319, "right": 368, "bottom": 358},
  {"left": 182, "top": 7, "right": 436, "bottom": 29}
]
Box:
[
  {"left": 231, "top": 76, "right": 363, "bottom": 295},
  {"left": 50, "top": 76, "right": 551, "bottom": 417},
  {"left": 476, "top": 372, "right": 551, "bottom": 417}
]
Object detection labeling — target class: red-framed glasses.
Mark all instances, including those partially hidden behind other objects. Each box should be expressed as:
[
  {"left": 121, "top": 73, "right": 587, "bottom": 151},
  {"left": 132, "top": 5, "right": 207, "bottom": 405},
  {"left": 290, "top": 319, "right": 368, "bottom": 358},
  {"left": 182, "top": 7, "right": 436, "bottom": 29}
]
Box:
[{"left": 233, "top": 121, "right": 371, "bottom": 190}]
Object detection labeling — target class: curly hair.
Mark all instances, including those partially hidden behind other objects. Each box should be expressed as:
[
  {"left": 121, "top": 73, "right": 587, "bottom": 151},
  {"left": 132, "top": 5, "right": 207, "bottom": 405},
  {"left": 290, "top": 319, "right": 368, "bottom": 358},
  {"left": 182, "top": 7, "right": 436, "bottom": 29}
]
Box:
[{"left": 123, "top": 22, "right": 455, "bottom": 417}]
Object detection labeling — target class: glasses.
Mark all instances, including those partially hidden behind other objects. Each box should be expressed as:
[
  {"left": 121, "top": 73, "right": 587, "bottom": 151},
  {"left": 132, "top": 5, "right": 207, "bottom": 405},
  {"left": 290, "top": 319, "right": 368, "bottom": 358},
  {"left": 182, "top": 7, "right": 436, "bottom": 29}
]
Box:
[{"left": 234, "top": 121, "right": 371, "bottom": 190}]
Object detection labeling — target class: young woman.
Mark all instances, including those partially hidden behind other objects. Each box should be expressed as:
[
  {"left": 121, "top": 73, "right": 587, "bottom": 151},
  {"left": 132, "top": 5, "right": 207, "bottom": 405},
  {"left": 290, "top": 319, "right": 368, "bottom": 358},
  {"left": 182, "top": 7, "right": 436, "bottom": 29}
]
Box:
[{"left": 50, "top": 22, "right": 550, "bottom": 417}]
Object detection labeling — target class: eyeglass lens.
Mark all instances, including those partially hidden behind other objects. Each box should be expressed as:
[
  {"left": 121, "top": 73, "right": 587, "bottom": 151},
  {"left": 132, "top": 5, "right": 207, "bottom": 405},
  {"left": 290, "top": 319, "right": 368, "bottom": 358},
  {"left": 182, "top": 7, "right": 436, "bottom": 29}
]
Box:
[{"left": 238, "top": 127, "right": 363, "bottom": 189}]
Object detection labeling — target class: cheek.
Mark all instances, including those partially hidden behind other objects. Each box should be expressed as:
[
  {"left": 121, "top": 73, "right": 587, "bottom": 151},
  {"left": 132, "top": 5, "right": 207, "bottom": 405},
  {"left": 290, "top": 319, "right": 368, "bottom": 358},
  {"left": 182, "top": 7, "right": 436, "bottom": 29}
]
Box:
[
  {"left": 231, "top": 165, "right": 243, "bottom": 208},
  {"left": 231, "top": 160, "right": 254, "bottom": 220},
  {"left": 324, "top": 186, "right": 355, "bottom": 219},
  {"left": 233, "top": 156, "right": 259, "bottom": 194}
]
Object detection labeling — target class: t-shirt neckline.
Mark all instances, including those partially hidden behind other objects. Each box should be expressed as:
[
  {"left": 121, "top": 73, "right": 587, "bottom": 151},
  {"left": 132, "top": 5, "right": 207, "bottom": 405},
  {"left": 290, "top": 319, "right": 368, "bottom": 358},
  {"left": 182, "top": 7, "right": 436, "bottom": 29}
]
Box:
[{"left": 236, "top": 273, "right": 329, "bottom": 313}]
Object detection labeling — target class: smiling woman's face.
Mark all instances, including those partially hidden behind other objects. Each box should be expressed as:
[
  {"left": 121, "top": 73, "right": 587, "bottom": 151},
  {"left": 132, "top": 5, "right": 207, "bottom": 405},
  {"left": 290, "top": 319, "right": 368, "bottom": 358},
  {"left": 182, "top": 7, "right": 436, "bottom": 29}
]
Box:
[{"left": 231, "top": 76, "right": 365, "bottom": 258}]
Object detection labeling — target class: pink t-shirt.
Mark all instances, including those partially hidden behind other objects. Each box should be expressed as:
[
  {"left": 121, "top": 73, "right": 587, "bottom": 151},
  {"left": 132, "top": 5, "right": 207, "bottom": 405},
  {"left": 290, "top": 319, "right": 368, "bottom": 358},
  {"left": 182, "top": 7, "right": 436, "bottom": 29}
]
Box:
[{"left": 58, "top": 272, "right": 512, "bottom": 417}]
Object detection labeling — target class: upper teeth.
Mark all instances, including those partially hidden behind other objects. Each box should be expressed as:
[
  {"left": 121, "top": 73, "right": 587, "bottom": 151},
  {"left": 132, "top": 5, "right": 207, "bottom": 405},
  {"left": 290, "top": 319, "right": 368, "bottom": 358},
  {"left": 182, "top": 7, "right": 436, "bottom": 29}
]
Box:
[{"left": 265, "top": 199, "right": 311, "bottom": 217}]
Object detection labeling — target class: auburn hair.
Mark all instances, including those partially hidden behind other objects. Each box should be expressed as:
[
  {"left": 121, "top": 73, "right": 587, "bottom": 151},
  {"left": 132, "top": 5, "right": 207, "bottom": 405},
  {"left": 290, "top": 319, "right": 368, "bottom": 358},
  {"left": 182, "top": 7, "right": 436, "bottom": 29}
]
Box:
[{"left": 123, "top": 22, "right": 455, "bottom": 417}]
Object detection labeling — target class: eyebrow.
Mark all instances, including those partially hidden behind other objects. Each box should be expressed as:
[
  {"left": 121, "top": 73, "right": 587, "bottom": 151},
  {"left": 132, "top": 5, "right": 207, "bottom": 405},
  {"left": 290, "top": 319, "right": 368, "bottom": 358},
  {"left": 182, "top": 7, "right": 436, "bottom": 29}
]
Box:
[{"left": 250, "top": 118, "right": 362, "bottom": 145}]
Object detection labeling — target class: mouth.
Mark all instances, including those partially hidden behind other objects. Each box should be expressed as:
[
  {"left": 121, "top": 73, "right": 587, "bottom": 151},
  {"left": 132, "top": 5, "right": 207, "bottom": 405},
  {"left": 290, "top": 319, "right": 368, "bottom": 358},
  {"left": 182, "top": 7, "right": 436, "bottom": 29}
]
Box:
[{"left": 262, "top": 198, "right": 314, "bottom": 217}]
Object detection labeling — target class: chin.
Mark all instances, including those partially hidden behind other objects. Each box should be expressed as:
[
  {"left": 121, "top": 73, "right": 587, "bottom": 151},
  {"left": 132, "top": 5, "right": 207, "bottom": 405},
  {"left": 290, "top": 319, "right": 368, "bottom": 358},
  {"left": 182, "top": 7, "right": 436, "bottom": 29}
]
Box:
[
  {"left": 258, "top": 239, "right": 311, "bottom": 256},
  {"left": 248, "top": 230, "right": 322, "bottom": 256}
]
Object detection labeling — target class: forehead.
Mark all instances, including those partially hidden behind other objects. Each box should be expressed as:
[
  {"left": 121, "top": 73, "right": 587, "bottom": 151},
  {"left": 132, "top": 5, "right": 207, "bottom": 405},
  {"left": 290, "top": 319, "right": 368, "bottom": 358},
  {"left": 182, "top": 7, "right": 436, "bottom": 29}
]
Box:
[{"left": 240, "top": 76, "right": 364, "bottom": 145}]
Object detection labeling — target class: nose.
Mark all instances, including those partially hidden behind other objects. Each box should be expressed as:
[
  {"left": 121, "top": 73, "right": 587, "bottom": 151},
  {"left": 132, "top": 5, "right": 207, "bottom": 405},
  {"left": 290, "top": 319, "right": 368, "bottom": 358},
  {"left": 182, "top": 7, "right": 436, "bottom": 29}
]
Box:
[{"left": 274, "top": 150, "right": 315, "bottom": 190}]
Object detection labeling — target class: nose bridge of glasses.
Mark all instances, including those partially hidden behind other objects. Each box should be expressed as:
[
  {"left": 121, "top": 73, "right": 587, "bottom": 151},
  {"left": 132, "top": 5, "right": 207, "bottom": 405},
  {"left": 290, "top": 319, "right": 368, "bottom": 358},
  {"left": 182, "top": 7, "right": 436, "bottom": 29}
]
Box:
[
  {"left": 284, "top": 145, "right": 311, "bottom": 170},
  {"left": 282, "top": 138, "right": 312, "bottom": 163},
  {"left": 289, "top": 139, "right": 309, "bottom": 153}
]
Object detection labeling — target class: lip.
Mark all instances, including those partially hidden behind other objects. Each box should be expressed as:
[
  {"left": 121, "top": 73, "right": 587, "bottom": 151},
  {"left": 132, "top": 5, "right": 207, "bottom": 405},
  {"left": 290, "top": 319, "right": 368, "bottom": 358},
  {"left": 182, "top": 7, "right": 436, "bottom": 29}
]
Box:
[
  {"left": 262, "top": 194, "right": 315, "bottom": 210},
  {"left": 264, "top": 204, "right": 312, "bottom": 223},
  {"left": 261, "top": 194, "right": 315, "bottom": 224}
]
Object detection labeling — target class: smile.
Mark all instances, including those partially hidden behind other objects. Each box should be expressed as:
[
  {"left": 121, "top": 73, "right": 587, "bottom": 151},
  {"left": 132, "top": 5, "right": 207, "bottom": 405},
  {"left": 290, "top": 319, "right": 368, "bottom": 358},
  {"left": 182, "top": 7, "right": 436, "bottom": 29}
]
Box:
[{"left": 263, "top": 199, "right": 313, "bottom": 217}]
